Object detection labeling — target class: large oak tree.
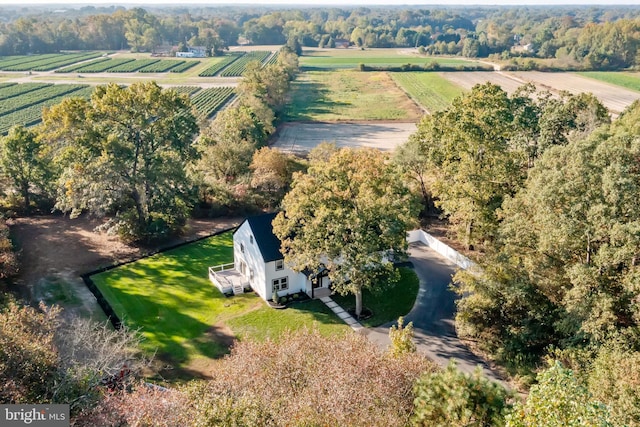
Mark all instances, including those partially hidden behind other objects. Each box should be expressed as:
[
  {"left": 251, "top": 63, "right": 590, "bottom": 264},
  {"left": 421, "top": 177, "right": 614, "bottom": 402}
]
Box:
[
  {"left": 42, "top": 82, "right": 198, "bottom": 241},
  {"left": 273, "top": 147, "right": 418, "bottom": 317}
]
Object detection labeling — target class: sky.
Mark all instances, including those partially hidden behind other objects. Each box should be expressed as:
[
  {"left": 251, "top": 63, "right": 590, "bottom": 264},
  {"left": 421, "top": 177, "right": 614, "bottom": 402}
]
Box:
[{"left": 5, "top": 0, "right": 640, "bottom": 5}]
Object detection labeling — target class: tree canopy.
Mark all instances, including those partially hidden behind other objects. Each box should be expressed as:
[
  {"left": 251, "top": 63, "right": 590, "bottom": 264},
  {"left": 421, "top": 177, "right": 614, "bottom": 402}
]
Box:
[
  {"left": 41, "top": 81, "right": 198, "bottom": 241},
  {"left": 273, "top": 147, "right": 418, "bottom": 317}
]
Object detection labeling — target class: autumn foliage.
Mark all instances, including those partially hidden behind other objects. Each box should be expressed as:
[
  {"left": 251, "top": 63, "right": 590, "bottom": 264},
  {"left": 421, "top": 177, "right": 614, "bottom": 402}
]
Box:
[{"left": 79, "top": 329, "right": 435, "bottom": 427}]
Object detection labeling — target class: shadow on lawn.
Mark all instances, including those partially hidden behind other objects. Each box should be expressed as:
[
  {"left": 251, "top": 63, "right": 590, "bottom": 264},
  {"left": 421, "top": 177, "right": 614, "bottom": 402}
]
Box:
[{"left": 285, "top": 80, "right": 350, "bottom": 121}]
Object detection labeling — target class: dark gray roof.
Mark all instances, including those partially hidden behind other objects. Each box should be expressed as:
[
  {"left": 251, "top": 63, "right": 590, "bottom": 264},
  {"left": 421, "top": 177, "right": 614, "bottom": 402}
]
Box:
[{"left": 236, "top": 212, "right": 283, "bottom": 263}]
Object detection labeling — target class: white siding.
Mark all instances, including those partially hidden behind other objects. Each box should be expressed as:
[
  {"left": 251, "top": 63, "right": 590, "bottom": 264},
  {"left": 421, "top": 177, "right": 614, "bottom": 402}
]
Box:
[
  {"left": 233, "top": 222, "right": 267, "bottom": 299},
  {"left": 264, "top": 261, "right": 307, "bottom": 301}
]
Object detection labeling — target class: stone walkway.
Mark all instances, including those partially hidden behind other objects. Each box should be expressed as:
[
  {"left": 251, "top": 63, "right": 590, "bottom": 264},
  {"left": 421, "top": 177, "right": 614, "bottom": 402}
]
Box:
[{"left": 319, "top": 296, "right": 364, "bottom": 332}]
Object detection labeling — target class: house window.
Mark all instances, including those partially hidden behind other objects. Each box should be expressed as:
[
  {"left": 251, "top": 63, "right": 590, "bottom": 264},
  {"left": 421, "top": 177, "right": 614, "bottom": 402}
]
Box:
[
  {"left": 250, "top": 235, "right": 254, "bottom": 244},
  {"left": 275, "top": 259, "right": 284, "bottom": 271},
  {"left": 240, "top": 243, "right": 244, "bottom": 253},
  {"left": 273, "top": 277, "right": 288, "bottom": 291}
]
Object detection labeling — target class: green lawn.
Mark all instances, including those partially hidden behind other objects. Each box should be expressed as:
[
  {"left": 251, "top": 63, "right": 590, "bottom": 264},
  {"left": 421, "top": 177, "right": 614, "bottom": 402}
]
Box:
[
  {"left": 391, "top": 72, "right": 465, "bottom": 112},
  {"left": 91, "top": 232, "right": 260, "bottom": 364},
  {"left": 91, "top": 231, "right": 349, "bottom": 371},
  {"left": 285, "top": 70, "right": 422, "bottom": 121},
  {"left": 577, "top": 71, "right": 640, "bottom": 92},
  {"left": 332, "top": 267, "right": 420, "bottom": 327},
  {"left": 227, "top": 299, "right": 350, "bottom": 342},
  {"left": 300, "top": 48, "right": 480, "bottom": 70}
]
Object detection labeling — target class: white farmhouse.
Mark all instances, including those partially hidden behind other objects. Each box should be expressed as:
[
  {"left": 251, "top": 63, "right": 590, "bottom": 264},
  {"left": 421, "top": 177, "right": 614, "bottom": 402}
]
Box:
[{"left": 209, "top": 213, "right": 330, "bottom": 301}]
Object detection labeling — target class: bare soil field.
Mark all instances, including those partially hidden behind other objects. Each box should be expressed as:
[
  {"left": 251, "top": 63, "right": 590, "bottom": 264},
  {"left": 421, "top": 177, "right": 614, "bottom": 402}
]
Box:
[
  {"left": 271, "top": 121, "right": 417, "bottom": 155},
  {"left": 511, "top": 71, "right": 640, "bottom": 115},
  {"left": 9, "top": 215, "right": 240, "bottom": 320},
  {"left": 440, "top": 71, "right": 640, "bottom": 116}
]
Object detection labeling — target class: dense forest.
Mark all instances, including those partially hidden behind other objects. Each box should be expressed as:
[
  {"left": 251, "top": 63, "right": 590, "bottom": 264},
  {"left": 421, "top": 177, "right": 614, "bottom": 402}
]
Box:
[{"left": 0, "top": 5, "right": 638, "bottom": 69}]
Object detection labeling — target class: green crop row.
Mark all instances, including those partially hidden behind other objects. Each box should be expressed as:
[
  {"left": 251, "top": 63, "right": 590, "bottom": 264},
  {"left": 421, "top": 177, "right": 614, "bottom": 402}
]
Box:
[
  {"left": 0, "top": 53, "right": 62, "bottom": 70},
  {"left": 106, "top": 59, "right": 160, "bottom": 73},
  {"left": 0, "top": 84, "right": 87, "bottom": 116},
  {"left": 390, "top": 72, "right": 463, "bottom": 112},
  {"left": 28, "top": 52, "right": 104, "bottom": 72},
  {"left": 0, "top": 84, "right": 90, "bottom": 135},
  {"left": 190, "top": 86, "right": 235, "bottom": 118},
  {"left": 137, "top": 60, "right": 182, "bottom": 73},
  {"left": 169, "top": 86, "right": 202, "bottom": 96},
  {"left": 198, "top": 53, "right": 245, "bottom": 77},
  {"left": 0, "top": 83, "right": 52, "bottom": 102},
  {"left": 169, "top": 60, "right": 200, "bottom": 73},
  {"left": 65, "top": 58, "right": 136, "bottom": 73},
  {"left": 219, "top": 51, "right": 272, "bottom": 77},
  {"left": 56, "top": 57, "right": 111, "bottom": 73},
  {"left": 263, "top": 51, "right": 280, "bottom": 66}
]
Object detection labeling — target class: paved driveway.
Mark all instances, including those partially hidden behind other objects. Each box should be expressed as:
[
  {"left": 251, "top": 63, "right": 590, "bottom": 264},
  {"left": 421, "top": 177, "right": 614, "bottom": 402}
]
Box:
[{"left": 363, "top": 243, "right": 506, "bottom": 386}]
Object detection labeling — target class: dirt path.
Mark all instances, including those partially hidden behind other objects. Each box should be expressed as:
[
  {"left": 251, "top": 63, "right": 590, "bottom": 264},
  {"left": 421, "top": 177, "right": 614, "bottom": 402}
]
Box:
[{"left": 9, "top": 215, "right": 241, "bottom": 319}]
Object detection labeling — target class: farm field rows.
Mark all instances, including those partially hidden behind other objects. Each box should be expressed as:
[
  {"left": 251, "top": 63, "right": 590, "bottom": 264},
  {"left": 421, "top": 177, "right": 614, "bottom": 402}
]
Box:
[
  {"left": 285, "top": 70, "right": 422, "bottom": 121},
  {"left": 0, "top": 52, "right": 104, "bottom": 72},
  {"left": 198, "top": 52, "right": 244, "bottom": 77},
  {"left": 190, "top": 86, "right": 235, "bottom": 118},
  {"left": 0, "top": 83, "right": 90, "bottom": 134},
  {"left": 219, "top": 50, "right": 272, "bottom": 77},
  {"left": 391, "top": 72, "right": 464, "bottom": 112}
]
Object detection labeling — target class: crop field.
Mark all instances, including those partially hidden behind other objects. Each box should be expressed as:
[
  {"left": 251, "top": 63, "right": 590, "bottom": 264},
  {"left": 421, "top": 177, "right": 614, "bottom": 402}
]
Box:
[
  {"left": 577, "top": 72, "right": 640, "bottom": 93},
  {"left": 0, "top": 53, "right": 62, "bottom": 70},
  {"left": 56, "top": 57, "right": 111, "bottom": 73},
  {"left": 170, "top": 86, "right": 202, "bottom": 96},
  {"left": 106, "top": 58, "right": 160, "bottom": 72},
  {"left": 198, "top": 52, "right": 244, "bottom": 77},
  {"left": 440, "top": 71, "right": 640, "bottom": 116},
  {"left": 64, "top": 57, "right": 136, "bottom": 73},
  {"left": 285, "top": 70, "right": 422, "bottom": 121},
  {"left": 263, "top": 50, "right": 280, "bottom": 66},
  {"left": 138, "top": 60, "right": 188, "bottom": 73},
  {"left": 0, "top": 83, "right": 90, "bottom": 134},
  {"left": 190, "top": 86, "right": 235, "bottom": 118},
  {"left": 300, "top": 48, "right": 482, "bottom": 70},
  {"left": 0, "top": 52, "right": 104, "bottom": 72},
  {"left": 272, "top": 122, "right": 417, "bottom": 154},
  {"left": 218, "top": 50, "right": 272, "bottom": 77},
  {"left": 391, "top": 72, "right": 464, "bottom": 112},
  {"left": 169, "top": 60, "right": 200, "bottom": 73}
]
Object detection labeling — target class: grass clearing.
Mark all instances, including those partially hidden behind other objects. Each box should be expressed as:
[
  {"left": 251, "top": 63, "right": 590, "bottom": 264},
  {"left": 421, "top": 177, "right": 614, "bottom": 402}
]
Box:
[
  {"left": 285, "top": 70, "right": 422, "bottom": 121},
  {"left": 91, "top": 231, "right": 349, "bottom": 373},
  {"left": 227, "top": 299, "right": 350, "bottom": 342},
  {"left": 301, "top": 48, "right": 480, "bottom": 70},
  {"left": 332, "top": 267, "right": 420, "bottom": 327},
  {"left": 91, "top": 232, "right": 261, "bottom": 365},
  {"left": 577, "top": 71, "right": 640, "bottom": 92},
  {"left": 391, "top": 72, "right": 464, "bottom": 112}
]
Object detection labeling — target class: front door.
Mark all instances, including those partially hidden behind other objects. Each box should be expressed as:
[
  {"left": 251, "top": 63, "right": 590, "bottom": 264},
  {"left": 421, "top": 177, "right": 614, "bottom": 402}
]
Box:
[{"left": 312, "top": 277, "right": 321, "bottom": 289}]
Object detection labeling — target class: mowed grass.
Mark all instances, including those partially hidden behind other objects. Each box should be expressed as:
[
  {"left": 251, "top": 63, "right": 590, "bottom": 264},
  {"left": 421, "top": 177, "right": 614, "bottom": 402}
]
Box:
[
  {"left": 332, "top": 267, "right": 420, "bottom": 328},
  {"left": 285, "top": 70, "right": 422, "bottom": 121},
  {"left": 300, "top": 48, "right": 480, "bottom": 69},
  {"left": 578, "top": 71, "right": 640, "bottom": 92},
  {"left": 91, "top": 231, "right": 349, "bottom": 372},
  {"left": 227, "top": 299, "right": 350, "bottom": 342},
  {"left": 391, "top": 72, "right": 465, "bottom": 112},
  {"left": 91, "top": 232, "right": 261, "bottom": 364}
]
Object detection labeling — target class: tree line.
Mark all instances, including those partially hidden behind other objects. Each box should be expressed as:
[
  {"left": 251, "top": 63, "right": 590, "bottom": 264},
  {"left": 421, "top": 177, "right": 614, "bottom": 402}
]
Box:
[
  {"left": 0, "top": 5, "right": 639, "bottom": 69},
  {"left": 396, "top": 83, "right": 640, "bottom": 426}
]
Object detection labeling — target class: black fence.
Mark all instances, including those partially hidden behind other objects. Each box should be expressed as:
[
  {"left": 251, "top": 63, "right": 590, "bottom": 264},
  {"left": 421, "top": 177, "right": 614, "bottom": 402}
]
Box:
[{"left": 81, "top": 226, "right": 237, "bottom": 329}]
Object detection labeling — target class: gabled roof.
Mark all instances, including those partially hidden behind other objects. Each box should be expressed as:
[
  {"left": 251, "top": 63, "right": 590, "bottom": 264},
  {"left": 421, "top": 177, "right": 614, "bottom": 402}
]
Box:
[{"left": 235, "top": 212, "right": 283, "bottom": 263}]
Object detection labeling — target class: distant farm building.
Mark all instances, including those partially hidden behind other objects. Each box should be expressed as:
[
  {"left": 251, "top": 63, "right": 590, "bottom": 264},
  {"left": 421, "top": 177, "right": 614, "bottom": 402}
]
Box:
[{"left": 176, "top": 46, "right": 207, "bottom": 58}]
